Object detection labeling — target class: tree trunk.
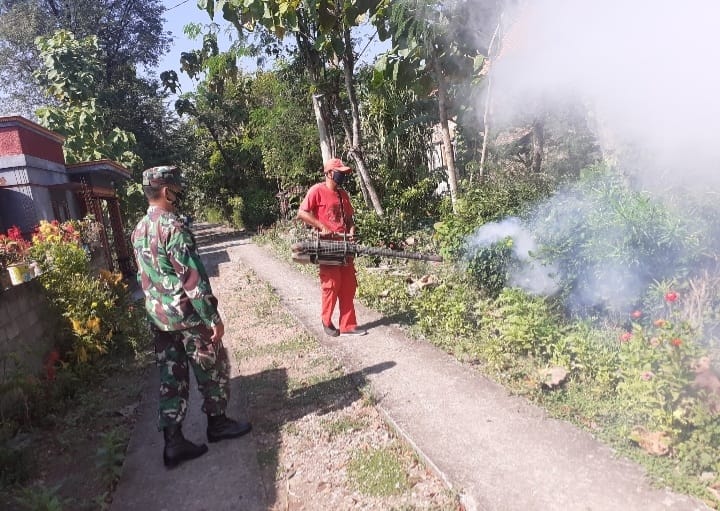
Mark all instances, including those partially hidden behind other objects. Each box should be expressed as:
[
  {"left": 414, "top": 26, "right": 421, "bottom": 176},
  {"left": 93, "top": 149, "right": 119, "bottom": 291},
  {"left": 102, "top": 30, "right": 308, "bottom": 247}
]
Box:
[
  {"left": 478, "top": 17, "right": 502, "bottom": 181},
  {"left": 311, "top": 94, "right": 334, "bottom": 162},
  {"left": 478, "top": 75, "right": 492, "bottom": 181},
  {"left": 432, "top": 55, "right": 459, "bottom": 213},
  {"left": 530, "top": 118, "right": 544, "bottom": 173},
  {"left": 341, "top": 26, "right": 384, "bottom": 216}
]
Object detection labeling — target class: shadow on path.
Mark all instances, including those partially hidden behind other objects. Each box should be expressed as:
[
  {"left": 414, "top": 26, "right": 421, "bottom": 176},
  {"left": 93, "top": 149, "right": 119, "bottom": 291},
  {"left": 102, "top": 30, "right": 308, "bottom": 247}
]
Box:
[
  {"left": 195, "top": 226, "right": 250, "bottom": 277},
  {"left": 237, "top": 360, "right": 396, "bottom": 506},
  {"left": 358, "top": 312, "right": 415, "bottom": 330}
]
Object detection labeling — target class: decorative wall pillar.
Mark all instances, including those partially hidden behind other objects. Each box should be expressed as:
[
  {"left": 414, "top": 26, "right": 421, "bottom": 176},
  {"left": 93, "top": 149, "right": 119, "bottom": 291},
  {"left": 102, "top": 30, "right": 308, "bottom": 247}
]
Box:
[
  {"left": 107, "top": 198, "right": 133, "bottom": 276},
  {"left": 87, "top": 195, "right": 113, "bottom": 272}
]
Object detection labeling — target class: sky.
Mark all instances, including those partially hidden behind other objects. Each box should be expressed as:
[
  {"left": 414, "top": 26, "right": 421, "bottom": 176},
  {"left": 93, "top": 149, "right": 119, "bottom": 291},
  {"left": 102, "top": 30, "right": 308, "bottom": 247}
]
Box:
[{"left": 157, "top": 0, "right": 230, "bottom": 95}]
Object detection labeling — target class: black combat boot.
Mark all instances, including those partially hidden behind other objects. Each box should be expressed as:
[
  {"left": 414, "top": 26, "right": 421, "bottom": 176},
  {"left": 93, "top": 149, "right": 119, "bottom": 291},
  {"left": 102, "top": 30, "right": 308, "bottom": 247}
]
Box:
[
  {"left": 207, "top": 413, "right": 252, "bottom": 443},
  {"left": 163, "top": 423, "right": 208, "bottom": 468}
]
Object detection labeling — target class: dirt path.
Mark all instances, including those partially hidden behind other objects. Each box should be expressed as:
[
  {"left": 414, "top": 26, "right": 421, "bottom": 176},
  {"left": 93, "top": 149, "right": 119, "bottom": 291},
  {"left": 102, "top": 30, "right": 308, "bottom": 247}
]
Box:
[
  {"left": 204, "top": 227, "right": 459, "bottom": 510},
  {"left": 110, "top": 225, "right": 458, "bottom": 510},
  {"left": 110, "top": 223, "right": 709, "bottom": 511}
]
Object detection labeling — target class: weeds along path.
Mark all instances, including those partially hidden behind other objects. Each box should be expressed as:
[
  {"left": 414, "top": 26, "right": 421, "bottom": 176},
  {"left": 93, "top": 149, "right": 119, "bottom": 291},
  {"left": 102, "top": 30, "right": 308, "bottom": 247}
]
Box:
[
  {"left": 205, "top": 223, "right": 711, "bottom": 511},
  {"left": 198, "top": 225, "right": 458, "bottom": 510}
]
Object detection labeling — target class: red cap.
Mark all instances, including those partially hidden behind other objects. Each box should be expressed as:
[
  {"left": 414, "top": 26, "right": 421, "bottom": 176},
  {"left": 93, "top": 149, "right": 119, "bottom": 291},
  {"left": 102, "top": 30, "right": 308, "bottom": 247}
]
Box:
[{"left": 323, "top": 157, "right": 352, "bottom": 173}]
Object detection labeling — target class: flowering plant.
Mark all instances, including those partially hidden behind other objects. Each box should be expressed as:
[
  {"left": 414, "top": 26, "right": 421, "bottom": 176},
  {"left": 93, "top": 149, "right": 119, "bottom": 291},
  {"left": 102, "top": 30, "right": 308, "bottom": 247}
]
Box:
[
  {"left": 33, "top": 219, "right": 81, "bottom": 245},
  {"left": 0, "top": 226, "right": 31, "bottom": 270},
  {"left": 617, "top": 289, "right": 710, "bottom": 449}
]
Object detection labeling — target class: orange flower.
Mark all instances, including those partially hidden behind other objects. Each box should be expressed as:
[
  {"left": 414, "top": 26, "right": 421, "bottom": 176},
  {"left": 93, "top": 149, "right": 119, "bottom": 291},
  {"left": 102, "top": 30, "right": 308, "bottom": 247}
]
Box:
[
  {"left": 653, "top": 319, "right": 667, "bottom": 327},
  {"left": 671, "top": 338, "right": 683, "bottom": 347}
]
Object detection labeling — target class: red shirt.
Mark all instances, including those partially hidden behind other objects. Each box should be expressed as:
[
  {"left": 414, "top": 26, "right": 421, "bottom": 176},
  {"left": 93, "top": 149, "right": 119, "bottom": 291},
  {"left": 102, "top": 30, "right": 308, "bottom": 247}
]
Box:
[{"left": 300, "top": 183, "right": 354, "bottom": 233}]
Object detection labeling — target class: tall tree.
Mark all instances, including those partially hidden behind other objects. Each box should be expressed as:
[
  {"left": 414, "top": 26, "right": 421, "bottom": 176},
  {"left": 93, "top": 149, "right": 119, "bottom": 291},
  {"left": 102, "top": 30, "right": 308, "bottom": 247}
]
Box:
[
  {"left": 199, "top": 0, "right": 386, "bottom": 215},
  {"left": 246, "top": 65, "right": 322, "bottom": 191},
  {"left": 359, "top": 66, "right": 436, "bottom": 195},
  {"left": 34, "top": 29, "right": 142, "bottom": 168},
  {"left": 373, "top": 0, "right": 500, "bottom": 212},
  {"left": 0, "top": 0, "right": 176, "bottom": 169},
  {"left": 0, "top": 0, "right": 169, "bottom": 111}
]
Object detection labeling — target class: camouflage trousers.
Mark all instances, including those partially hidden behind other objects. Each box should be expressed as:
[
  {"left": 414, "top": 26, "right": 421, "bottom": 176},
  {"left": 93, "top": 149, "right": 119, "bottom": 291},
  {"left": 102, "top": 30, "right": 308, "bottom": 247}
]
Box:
[{"left": 153, "top": 324, "right": 230, "bottom": 430}]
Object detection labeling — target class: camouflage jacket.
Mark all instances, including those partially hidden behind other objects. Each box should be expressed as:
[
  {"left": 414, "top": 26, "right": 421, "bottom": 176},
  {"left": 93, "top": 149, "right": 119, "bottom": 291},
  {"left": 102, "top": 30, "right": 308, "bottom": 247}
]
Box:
[{"left": 131, "top": 206, "right": 221, "bottom": 331}]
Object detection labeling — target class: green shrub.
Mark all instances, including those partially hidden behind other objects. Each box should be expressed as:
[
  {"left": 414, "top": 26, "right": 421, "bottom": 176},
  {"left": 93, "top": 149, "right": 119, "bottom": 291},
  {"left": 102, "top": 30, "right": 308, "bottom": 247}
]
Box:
[
  {"left": 532, "top": 166, "right": 702, "bottom": 316},
  {"left": 434, "top": 173, "right": 552, "bottom": 262},
  {"left": 203, "top": 207, "right": 226, "bottom": 224},
  {"left": 241, "top": 188, "right": 278, "bottom": 228},
  {"left": 31, "top": 236, "right": 88, "bottom": 279},
  {"left": 354, "top": 208, "right": 410, "bottom": 249},
  {"left": 356, "top": 266, "right": 415, "bottom": 320},
  {"left": 477, "top": 288, "right": 561, "bottom": 370},
  {"left": 616, "top": 305, "right": 702, "bottom": 431},
  {"left": 228, "top": 196, "right": 245, "bottom": 229},
  {"left": 466, "top": 237, "right": 515, "bottom": 298},
  {"left": 30, "top": 221, "right": 147, "bottom": 366},
  {"left": 95, "top": 428, "right": 127, "bottom": 487},
  {"left": 359, "top": 176, "right": 442, "bottom": 246},
  {"left": 674, "top": 404, "right": 720, "bottom": 476},
  {"left": 411, "top": 276, "right": 480, "bottom": 345},
  {"left": 548, "top": 322, "right": 619, "bottom": 387}
]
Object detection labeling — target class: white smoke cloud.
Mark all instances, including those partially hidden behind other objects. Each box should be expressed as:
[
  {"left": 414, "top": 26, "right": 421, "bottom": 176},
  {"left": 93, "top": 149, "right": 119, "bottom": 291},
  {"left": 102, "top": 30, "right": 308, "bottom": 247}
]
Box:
[
  {"left": 492, "top": 0, "right": 720, "bottom": 189},
  {"left": 465, "top": 217, "right": 560, "bottom": 296}
]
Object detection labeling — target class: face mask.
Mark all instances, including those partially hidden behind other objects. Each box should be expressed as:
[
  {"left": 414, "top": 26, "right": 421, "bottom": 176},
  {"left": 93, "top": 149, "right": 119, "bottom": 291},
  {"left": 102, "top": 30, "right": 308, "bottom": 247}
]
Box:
[
  {"left": 166, "top": 188, "right": 185, "bottom": 207},
  {"left": 332, "top": 171, "right": 347, "bottom": 186}
]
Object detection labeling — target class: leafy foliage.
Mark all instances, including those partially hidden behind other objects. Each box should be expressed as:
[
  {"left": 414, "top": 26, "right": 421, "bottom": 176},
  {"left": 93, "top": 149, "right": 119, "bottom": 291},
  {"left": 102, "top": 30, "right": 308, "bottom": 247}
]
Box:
[
  {"left": 246, "top": 68, "right": 321, "bottom": 190},
  {"left": 532, "top": 166, "right": 703, "bottom": 316},
  {"left": 30, "top": 220, "right": 146, "bottom": 365},
  {"left": 434, "top": 171, "right": 553, "bottom": 261},
  {"left": 34, "top": 30, "right": 142, "bottom": 169},
  {"left": 0, "top": 0, "right": 170, "bottom": 115}
]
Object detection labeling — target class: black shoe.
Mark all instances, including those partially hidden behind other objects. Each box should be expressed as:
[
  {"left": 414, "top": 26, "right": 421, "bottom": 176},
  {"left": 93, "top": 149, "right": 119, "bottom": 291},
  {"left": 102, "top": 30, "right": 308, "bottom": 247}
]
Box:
[
  {"left": 323, "top": 322, "right": 340, "bottom": 337},
  {"left": 163, "top": 424, "right": 208, "bottom": 468},
  {"left": 207, "top": 414, "right": 252, "bottom": 443}
]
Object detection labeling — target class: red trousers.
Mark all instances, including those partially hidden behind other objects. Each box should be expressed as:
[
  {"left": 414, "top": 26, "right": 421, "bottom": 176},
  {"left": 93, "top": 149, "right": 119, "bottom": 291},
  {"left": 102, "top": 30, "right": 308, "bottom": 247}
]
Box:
[{"left": 319, "top": 262, "right": 357, "bottom": 333}]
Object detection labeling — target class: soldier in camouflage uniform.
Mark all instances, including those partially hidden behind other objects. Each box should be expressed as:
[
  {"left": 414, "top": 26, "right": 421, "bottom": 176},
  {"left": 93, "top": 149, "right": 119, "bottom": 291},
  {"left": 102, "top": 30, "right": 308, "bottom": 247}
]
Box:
[{"left": 131, "top": 165, "right": 252, "bottom": 468}]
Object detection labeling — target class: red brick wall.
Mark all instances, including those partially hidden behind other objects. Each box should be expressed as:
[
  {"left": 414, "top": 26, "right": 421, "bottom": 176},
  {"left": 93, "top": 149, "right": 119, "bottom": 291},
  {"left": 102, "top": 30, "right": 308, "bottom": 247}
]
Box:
[
  {"left": 0, "top": 125, "right": 64, "bottom": 164},
  {"left": 0, "top": 127, "right": 22, "bottom": 156}
]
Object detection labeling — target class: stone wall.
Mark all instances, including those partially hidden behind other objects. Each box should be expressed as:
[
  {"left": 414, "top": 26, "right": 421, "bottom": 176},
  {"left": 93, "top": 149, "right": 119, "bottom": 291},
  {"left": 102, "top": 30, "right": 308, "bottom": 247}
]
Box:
[{"left": 0, "top": 279, "right": 58, "bottom": 384}]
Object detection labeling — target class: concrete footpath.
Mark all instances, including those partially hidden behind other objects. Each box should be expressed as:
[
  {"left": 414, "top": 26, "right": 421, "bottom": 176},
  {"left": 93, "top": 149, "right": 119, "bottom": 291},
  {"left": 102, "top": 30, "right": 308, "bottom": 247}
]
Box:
[{"left": 111, "top": 225, "right": 709, "bottom": 511}]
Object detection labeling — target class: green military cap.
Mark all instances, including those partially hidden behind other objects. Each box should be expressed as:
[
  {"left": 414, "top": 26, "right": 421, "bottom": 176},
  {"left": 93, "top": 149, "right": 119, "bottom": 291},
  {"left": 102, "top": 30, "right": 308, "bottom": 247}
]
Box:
[{"left": 142, "top": 166, "right": 184, "bottom": 188}]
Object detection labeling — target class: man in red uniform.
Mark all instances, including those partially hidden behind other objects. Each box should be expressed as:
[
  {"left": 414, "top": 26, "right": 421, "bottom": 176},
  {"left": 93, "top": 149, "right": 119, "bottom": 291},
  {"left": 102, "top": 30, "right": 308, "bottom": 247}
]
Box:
[{"left": 297, "top": 158, "right": 367, "bottom": 337}]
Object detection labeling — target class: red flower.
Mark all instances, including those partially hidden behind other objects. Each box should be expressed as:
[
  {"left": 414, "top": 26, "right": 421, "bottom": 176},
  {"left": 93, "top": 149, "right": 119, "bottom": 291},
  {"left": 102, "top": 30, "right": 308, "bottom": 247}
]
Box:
[
  {"left": 7, "top": 226, "right": 23, "bottom": 241},
  {"left": 44, "top": 349, "right": 60, "bottom": 381},
  {"left": 631, "top": 310, "right": 642, "bottom": 319},
  {"left": 671, "top": 338, "right": 683, "bottom": 347},
  {"left": 664, "top": 291, "right": 679, "bottom": 303},
  {"left": 620, "top": 332, "right": 633, "bottom": 343}
]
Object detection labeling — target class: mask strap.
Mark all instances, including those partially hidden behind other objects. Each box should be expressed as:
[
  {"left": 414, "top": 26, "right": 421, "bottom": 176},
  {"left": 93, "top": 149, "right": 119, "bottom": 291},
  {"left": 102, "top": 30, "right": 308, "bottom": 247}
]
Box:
[{"left": 336, "top": 189, "right": 347, "bottom": 229}]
